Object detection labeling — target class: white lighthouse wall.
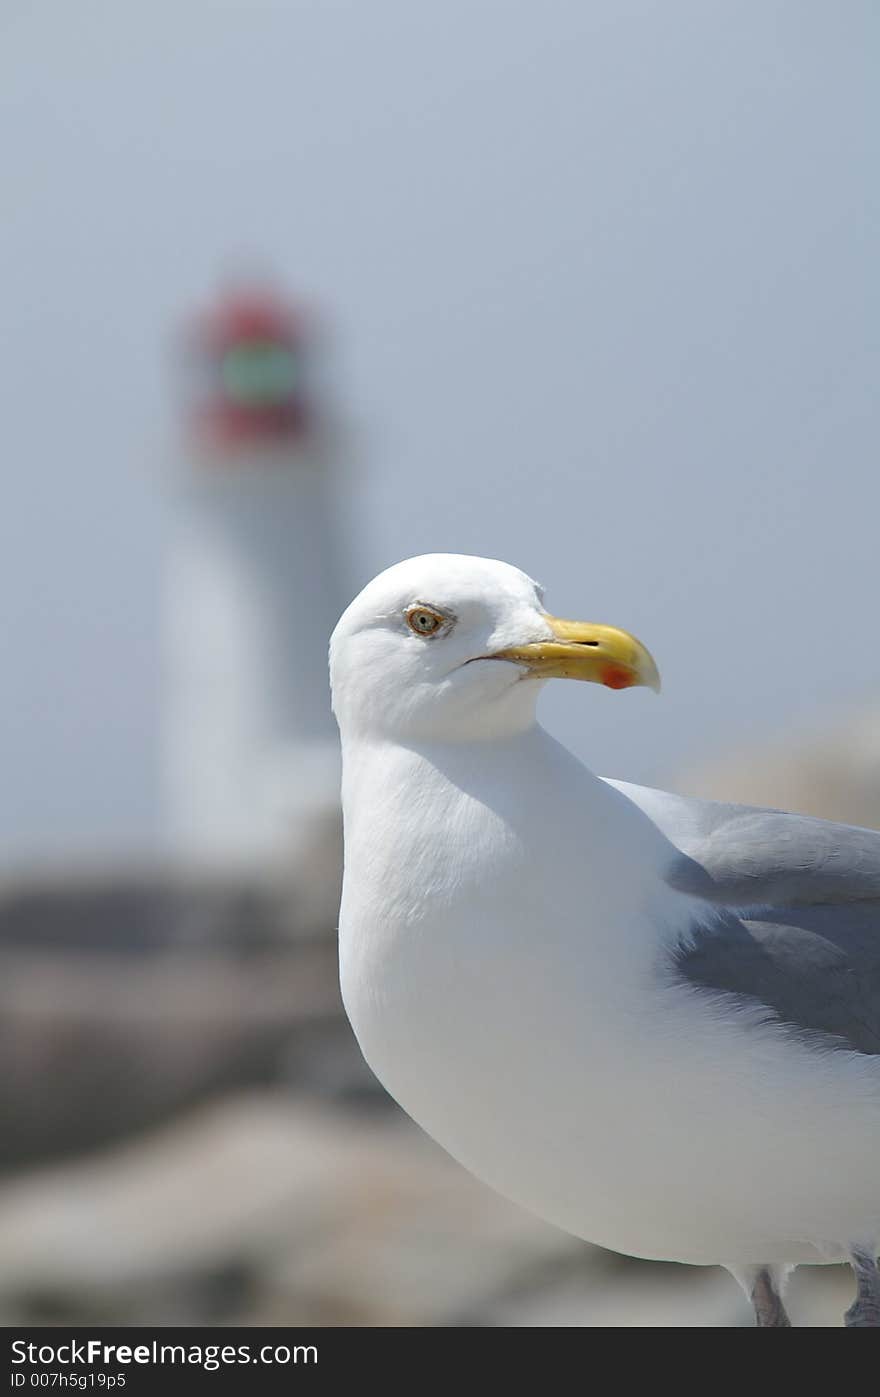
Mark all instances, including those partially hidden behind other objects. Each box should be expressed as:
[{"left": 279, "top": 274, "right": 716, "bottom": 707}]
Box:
[{"left": 164, "top": 456, "right": 342, "bottom": 866}]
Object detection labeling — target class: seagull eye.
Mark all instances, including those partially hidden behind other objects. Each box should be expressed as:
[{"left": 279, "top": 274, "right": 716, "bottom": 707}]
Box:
[{"left": 406, "top": 606, "right": 445, "bottom": 637}]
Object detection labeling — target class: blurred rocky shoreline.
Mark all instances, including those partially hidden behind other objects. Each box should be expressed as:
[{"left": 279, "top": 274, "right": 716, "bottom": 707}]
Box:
[{"left": 4, "top": 716, "right": 877, "bottom": 1330}]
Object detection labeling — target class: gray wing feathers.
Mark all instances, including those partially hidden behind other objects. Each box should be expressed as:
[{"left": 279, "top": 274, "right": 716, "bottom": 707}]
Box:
[
  {"left": 606, "top": 780, "right": 880, "bottom": 907},
  {"left": 607, "top": 780, "right": 880, "bottom": 1055},
  {"left": 666, "top": 809, "right": 880, "bottom": 907},
  {"left": 675, "top": 904, "right": 880, "bottom": 1055}
]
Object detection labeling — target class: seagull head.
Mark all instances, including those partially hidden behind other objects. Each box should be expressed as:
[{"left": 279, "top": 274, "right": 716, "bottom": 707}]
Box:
[{"left": 330, "top": 553, "right": 660, "bottom": 742}]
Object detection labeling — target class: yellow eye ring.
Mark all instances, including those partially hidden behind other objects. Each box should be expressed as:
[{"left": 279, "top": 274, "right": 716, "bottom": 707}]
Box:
[{"left": 406, "top": 606, "right": 445, "bottom": 637}]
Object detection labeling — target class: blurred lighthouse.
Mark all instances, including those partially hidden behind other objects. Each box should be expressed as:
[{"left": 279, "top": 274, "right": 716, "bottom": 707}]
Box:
[{"left": 165, "top": 286, "right": 344, "bottom": 868}]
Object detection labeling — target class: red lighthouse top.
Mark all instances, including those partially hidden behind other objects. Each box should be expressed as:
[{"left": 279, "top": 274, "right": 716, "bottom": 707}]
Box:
[{"left": 185, "top": 287, "right": 315, "bottom": 452}]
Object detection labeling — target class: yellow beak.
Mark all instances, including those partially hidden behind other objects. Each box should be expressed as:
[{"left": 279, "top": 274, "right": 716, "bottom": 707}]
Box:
[{"left": 491, "top": 615, "right": 661, "bottom": 693}]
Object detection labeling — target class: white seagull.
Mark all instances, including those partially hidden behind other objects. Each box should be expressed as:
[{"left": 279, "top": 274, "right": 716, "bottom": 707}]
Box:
[{"left": 330, "top": 554, "right": 880, "bottom": 1327}]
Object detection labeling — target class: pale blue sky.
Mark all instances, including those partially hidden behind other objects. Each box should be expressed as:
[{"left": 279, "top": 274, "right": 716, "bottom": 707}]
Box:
[{"left": 1, "top": 1, "right": 877, "bottom": 861}]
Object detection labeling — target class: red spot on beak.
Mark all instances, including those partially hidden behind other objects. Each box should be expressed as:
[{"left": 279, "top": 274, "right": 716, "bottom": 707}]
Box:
[{"left": 600, "top": 664, "right": 635, "bottom": 690}]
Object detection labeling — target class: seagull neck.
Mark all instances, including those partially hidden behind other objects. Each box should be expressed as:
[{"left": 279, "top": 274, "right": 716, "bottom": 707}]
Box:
[{"left": 341, "top": 723, "right": 673, "bottom": 902}]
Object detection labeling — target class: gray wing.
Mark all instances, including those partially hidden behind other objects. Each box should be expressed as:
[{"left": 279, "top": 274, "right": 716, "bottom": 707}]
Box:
[{"left": 607, "top": 779, "right": 880, "bottom": 1055}]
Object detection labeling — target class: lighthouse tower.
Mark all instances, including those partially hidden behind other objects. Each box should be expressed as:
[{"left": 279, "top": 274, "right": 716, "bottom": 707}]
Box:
[{"left": 165, "top": 287, "right": 344, "bottom": 868}]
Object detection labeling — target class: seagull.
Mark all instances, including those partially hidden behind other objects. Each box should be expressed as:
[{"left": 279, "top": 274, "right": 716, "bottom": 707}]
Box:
[{"left": 330, "top": 553, "right": 880, "bottom": 1327}]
